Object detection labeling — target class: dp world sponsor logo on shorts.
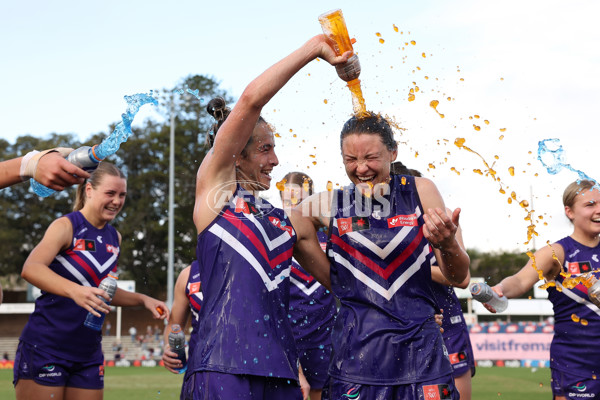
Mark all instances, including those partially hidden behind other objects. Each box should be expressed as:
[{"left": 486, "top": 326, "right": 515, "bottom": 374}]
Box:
[
  {"left": 205, "top": 180, "right": 278, "bottom": 220},
  {"left": 341, "top": 387, "right": 360, "bottom": 399},
  {"left": 39, "top": 364, "right": 62, "bottom": 378},
  {"left": 569, "top": 382, "right": 597, "bottom": 398}
]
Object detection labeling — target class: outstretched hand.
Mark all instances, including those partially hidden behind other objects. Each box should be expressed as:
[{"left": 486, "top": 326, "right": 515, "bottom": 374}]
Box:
[
  {"left": 483, "top": 285, "right": 505, "bottom": 313},
  {"left": 423, "top": 207, "right": 461, "bottom": 251},
  {"left": 143, "top": 297, "right": 170, "bottom": 321},
  {"left": 35, "top": 149, "right": 90, "bottom": 190}
]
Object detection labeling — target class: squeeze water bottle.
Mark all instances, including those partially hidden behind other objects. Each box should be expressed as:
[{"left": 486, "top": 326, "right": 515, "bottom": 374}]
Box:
[
  {"left": 318, "top": 9, "right": 367, "bottom": 116},
  {"left": 169, "top": 324, "right": 187, "bottom": 374},
  {"left": 84, "top": 274, "right": 118, "bottom": 331},
  {"left": 470, "top": 282, "right": 508, "bottom": 313},
  {"left": 31, "top": 145, "right": 104, "bottom": 197},
  {"left": 318, "top": 9, "right": 361, "bottom": 81}
]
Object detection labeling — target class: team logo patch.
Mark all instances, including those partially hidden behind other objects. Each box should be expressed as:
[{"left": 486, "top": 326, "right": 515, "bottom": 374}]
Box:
[
  {"left": 449, "top": 351, "right": 467, "bottom": 365},
  {"left": 106, "top": 244, "right": 119, "bottom": 254},
  {"left": 99, "top": 365, "right": 104, "bottom": 376},
  {"left": 387, "top": 213, "right": 418, "bottom": 228},
  {"left": 189, "top": 282, "right": 201, "bottom": 294},
  {"left": 268, "top": 216, "right": 294, "bottom": 236},
  {"left": 422, "top": 384, "right": 451, "bottom": 400},
  {"left": 567, "top": 261, "right": 591, "bottom": 275},
  {"left": 337, "top": 216, "right": 370, "bottom": 236},
  {"left": 74, "top": 239, "right": 96, "bottom": 252}
]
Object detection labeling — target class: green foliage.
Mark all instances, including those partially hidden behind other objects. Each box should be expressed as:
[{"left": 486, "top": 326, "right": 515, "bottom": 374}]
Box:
[
  {"left": 0, "top": 75, "right": 231, "bottom": 298},
  {"left": 467, "top": 248, "right": 532, "bottom": 296}
]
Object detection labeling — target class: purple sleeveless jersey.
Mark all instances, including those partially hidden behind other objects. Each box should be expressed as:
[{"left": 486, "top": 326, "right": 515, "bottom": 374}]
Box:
[
  {"left": 189, "top": 186, "right": 299, "bottom": 380},
  {"left": 20, "top": 211, "right": 120, "bottom": 362},
  {"left": 185, "top": 260, "right": 202, "bottom": 361},
  {"left": 430, "top": 281, "right": 475, "bottom": 375},
  {"left": 326, "top": 175, "right": 452, "bottom": 385},
  {"left": 289, "top": 231, "right": 336, "bottom": 350},
  {"left": 549, "top": 236, "right": 600, "bottom": 378}
]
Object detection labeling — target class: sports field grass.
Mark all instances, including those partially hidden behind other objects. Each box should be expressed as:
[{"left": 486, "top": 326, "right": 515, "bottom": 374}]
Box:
[{"left": 0, "top": 366, "right": 551, "bottom": 399}]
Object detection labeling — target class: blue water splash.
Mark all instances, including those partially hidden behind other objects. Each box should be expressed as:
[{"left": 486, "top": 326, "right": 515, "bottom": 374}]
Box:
[
  {"left": 95, "top": 92, "right": 158, "bottom": 159},
  {"left": 31, "top": 92, "right": 157, "bottom": 197},
  {"left": 537, "top": 138, "right": 597, "bottom": 184},
  {"left": 185, "top": 88, "right": 204, "bottom": 103}
]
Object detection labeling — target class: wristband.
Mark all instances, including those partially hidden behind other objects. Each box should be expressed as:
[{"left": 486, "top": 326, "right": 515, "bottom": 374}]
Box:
[{"left": 19, "top": 150, "right": 40, "bottom": 180}]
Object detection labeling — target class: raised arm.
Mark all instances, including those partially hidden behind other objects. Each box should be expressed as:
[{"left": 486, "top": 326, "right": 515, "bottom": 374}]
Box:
[
  {"left": 416, "top": 177, "right": 470, "bottom": 285},
  {"left": 193, "top": 35, "right": 351, "bottom": 233}
]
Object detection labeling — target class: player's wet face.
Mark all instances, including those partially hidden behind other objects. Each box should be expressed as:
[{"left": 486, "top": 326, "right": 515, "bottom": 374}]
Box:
[
  {"left": 86, "top": 175, "right": 127, "bottom": 222},
  {"left": 566, "top": 188, "right": 600, "bottom": 236},
  {"left": 237, "top": 123, "right": 279, "bottom": 191},
  {"left": 341, "top": 133, "right": 397, "bottom": 187}
]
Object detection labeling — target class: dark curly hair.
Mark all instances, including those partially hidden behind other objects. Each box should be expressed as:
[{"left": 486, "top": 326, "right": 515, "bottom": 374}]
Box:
[{"left": 340, "top": 112, "right": 398, "bottom": 152}]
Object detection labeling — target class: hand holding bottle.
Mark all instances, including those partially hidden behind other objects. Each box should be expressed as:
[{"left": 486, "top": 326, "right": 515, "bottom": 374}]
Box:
[{"left": 470, "top": 282, "right": 508, "bottom": 313}]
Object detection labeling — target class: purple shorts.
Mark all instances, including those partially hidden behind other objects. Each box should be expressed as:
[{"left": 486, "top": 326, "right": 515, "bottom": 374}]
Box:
[
  {"left": 181, "top": 371, "right": 302, "bottom": 400},
  {"left": 298, "top": 345, "right": 332, "bottom": 389},
  {"left": 443, "top": 327, "right": 476, "bottom": 378},
  {"left": 322, "top": 374, "right": 459, "bottom": 400},
  {"left": 13, "top": 341, "right": 104, "bottom": 389},
  {"left": 551, "top": 368, "right": 600, "bottom": 398}
]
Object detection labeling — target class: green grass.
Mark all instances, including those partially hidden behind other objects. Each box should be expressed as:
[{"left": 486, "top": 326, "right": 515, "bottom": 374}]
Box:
[{"left": 0, "top": 366, "right": 551, "bottom": 399}]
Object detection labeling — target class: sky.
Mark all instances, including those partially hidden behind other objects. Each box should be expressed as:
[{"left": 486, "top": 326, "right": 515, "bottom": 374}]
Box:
[{"left": 1, "top": 0, "right": 599, "bottom": 253}]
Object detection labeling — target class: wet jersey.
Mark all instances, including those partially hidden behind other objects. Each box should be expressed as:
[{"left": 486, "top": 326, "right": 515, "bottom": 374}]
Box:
[
  {"left": 189, "top": 186, "right": 298, "bottom": 380},
  {"left": 549, "top": 236, "right": 600, "bottom": 378},
  {"left": 431, "top": 281, "right": 466, "bottom": 337},
  {"left": 185, "top": 260, "right": 203, "bottom": 360},
  {"left": 289, "top": 231, "right": 336, "bottom": 350},
  {"left": 326, "top": 175, "right": 452, "bottom": 385},
  {"left": 20, "top": 211, "right": 119, "bottom": 362}
]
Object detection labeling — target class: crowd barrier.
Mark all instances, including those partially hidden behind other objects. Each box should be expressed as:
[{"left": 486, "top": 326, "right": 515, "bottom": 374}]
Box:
[{"left": 469, "top": 321, "right": 553, "bottom": 367}]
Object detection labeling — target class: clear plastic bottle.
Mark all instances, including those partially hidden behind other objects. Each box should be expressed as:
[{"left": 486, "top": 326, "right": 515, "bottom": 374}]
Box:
[
  {"left": 169, "top": 324, "right": 187, "bottom": 374},
  {"left": 583, "top": 275, "right": 600, "bottom": 308},
  {"left": 84, "top": 274, "right": 118, "bottom": 331},
  {"left": 31, "top": 145, "right": 103, "bottom": 197},
  {"left": 470, "top": 282, "right": 508, "bottom": 313},
  {"left": 318, "top": 9, "right": 367, "bottom": 116},
  {"left": 318, "top": 9, "right": 361, "bottom": 82}
]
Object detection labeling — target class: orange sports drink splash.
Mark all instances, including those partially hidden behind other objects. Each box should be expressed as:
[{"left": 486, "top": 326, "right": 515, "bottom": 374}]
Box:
[{"left": 318, "top": 9, "right": 367, "bottom": 117}]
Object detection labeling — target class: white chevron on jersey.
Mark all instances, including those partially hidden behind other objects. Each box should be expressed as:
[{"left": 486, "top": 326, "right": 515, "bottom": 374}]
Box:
[
  {"left": 55, "top": 255, "right": 93, "bottom": 287},
  {"left": 337, "top": 207, "right": 421, "bottom": 259},
  {"left": 332, "top": 244, "right": 430, "bottom": 301},
  {"left": 209, "top": 223, "right": 290, "bottom": 291},
  {"left": 290, "top": 276, "right": 322, "bottom": 296},
  {"left": 80, "top": 251, "right": 119, "bottom": 275},
  {"left": 556, "top": 282, "right": 600, "bottom": 316},
  {"left": 245, "top": 211, "right": 293, "bottom": 251}
]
